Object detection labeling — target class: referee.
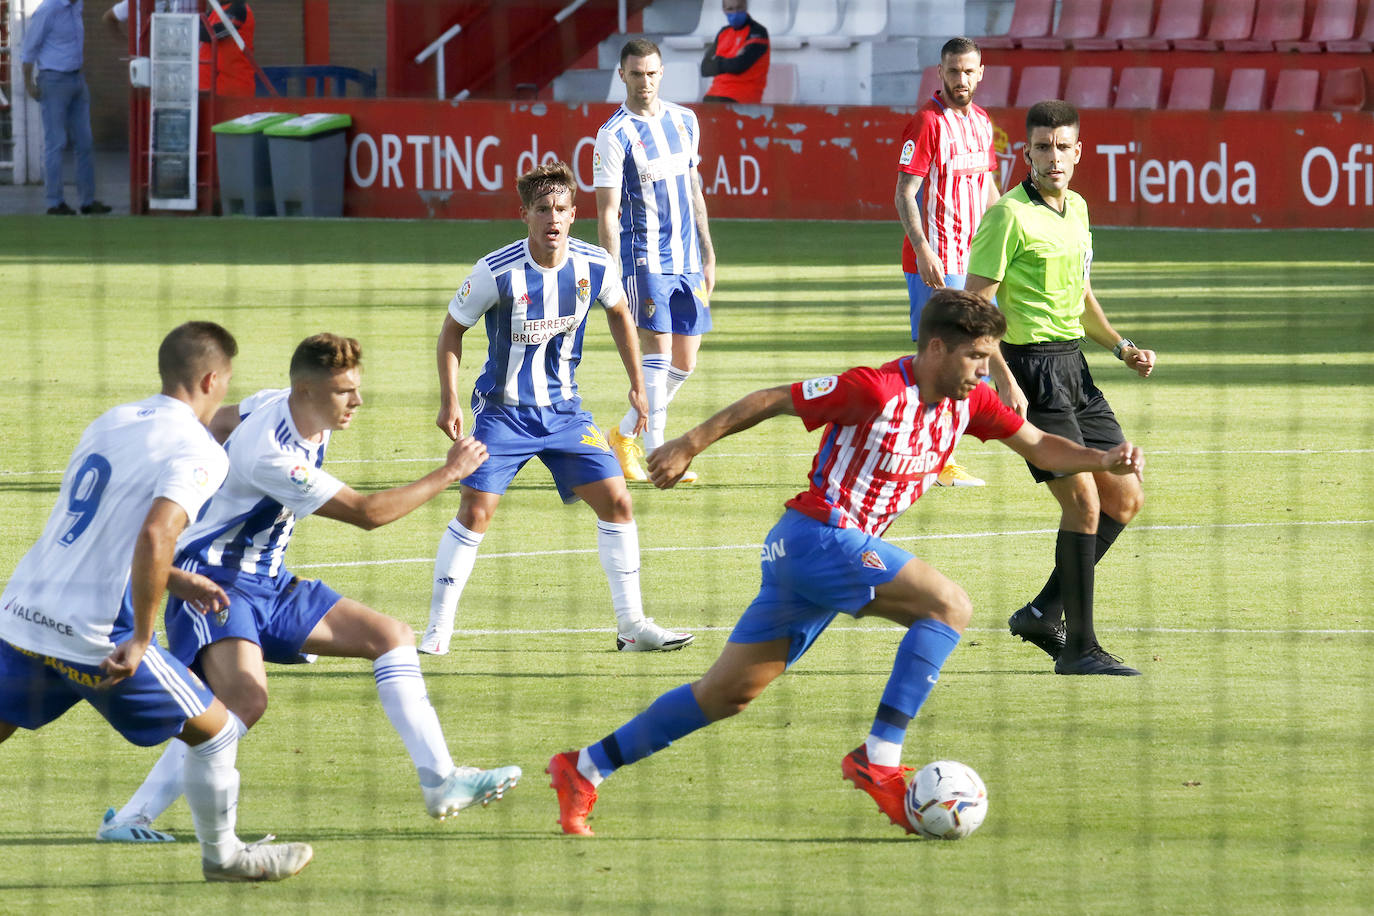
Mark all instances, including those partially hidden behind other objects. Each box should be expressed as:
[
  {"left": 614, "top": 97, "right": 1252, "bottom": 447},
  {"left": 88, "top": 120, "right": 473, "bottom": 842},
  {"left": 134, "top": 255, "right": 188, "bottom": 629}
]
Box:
[{"left": 965, "top": 100, "right": 1155, "bottom": 676}]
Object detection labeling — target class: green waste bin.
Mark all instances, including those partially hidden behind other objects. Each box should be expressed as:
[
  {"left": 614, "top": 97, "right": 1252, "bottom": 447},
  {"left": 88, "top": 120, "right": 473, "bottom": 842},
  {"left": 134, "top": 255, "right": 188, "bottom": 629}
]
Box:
[
  {"left": 211, "top": 112, "right": 294, "bottom": 216},
  {"left": 263, "top": 113, "right": 353, "bottom": 218}
]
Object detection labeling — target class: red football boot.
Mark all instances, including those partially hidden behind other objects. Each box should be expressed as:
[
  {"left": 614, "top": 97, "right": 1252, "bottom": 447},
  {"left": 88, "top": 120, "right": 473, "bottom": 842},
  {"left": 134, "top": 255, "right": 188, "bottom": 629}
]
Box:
[
  {"left": 547, "top": 751, "right": 598, "bottom": 836},
  {"left": 841, "top": 744, "right": 915, "bottom": 834}
]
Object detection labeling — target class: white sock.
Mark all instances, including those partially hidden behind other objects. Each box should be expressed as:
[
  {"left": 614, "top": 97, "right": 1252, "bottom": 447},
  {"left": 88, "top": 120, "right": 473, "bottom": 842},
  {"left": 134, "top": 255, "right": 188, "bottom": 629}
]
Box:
[
  {"left": 117, "top": 738, "right": 189, "bottom": 825},
  {"left": 665, "top": 365, "right": 691, "bottom": 403},
  {"left": 426, "top": 520, "right": 484, "bottom": 641},
  {"left": 374, "top": 645, "right": 455, "bottom": 787},
  {"left": 623, "top": 354, "right": 670, "bottom": 445},
  {"left": 184, "top": 719, "right": 244, "bottom": 867},
  {"left": 865, "top": 734, "right": 904, "bottom": 768},
  {"left": 576, "top": 747, "right": 605, "bottom": 787},
  {"left": 597, "top": 519, "right": 643, "bottom": 630}
]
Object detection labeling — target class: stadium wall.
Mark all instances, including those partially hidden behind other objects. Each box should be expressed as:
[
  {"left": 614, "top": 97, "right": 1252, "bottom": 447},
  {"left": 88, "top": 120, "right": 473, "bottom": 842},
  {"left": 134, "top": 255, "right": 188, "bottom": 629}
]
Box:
[{"left": 210, "top": 96, "right": 1374, "bottom": 228}]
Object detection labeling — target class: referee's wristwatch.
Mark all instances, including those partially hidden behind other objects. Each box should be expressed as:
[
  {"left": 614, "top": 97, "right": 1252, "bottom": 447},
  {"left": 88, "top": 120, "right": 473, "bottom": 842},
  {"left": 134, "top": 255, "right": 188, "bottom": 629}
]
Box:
[{"left": 1112, "top": 338, "right": 1136, "bottom": 360}]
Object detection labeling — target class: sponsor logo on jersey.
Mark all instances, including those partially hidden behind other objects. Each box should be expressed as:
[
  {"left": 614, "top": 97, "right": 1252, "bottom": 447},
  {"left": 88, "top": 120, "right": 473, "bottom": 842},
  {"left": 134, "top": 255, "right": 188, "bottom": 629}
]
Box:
[
  {"left": 6, "top": 599, "right": 76, "bottom": 638},
  {"left": 899, "top": 139, "right": 916, "bottom": 166},
  {"left": 860, "top": 550, "right": 887, "bottom": 571},
  {"left": 876, "top": 450, "right": 945, "bottom": 479},
  {"left": 138, "top": 407, "right": 156, "bottom": 418},
  {"left": 580, "top": 425, "right": 611, "bottom": 453},
  {"left": 761, "top": 538, "right": 786, "bottom": 562},
  {"left": 593, "top": 150, "right": 602, "bottom": 172},
  {"left": 10, "top": 643, "right": 99, "bottom": 686},
  {"left": 692, "top": 280, "right": 709, "bottom": 306},
  {"left": 801, "top": 376, "right": 838, "bottom": 400},
  {"left": 576, "top": 278, "right": 590, "bottom": 302},
  {"left": 513, "top": 314, "right": 579, "bottom": 345},
  {"left": 193, "top": 467, "right": 211, "bottom": 488},
  {"left": 458, "top": 279, "right": 472, "bottom": 302},
  {"left": 288, "top": 465, "right": 313, "bottom": 490},
  {"left": 516, "top": 293, "right": 532, "bottom": 308}
]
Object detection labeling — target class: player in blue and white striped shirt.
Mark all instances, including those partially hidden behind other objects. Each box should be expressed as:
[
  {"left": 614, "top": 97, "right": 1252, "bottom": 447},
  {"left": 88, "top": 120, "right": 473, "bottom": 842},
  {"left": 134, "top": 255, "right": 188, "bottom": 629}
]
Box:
[
  {"left": 422, "top": 162, "right": 695, "bottom": 656},
  {"left": 595, "top": 39, "right": 717, "bottom": 485}
]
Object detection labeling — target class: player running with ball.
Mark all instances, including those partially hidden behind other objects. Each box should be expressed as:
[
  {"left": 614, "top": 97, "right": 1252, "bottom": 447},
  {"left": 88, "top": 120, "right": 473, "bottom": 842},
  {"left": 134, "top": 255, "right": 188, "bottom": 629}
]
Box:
[{"left": 548, "top": 290, "right": 1144, "bottom": 835}]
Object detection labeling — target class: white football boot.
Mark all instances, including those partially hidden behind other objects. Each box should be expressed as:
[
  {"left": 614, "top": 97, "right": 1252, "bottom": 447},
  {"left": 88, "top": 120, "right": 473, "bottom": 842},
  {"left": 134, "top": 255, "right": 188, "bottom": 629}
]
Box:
[
  {"left": 423, "top": 764, "right": 522, "bottom": 820},
  {"left": 616, "top": 618, "right": 695, "bottom": 652},
  {"left": 202, "top": 836, "right": 314, "bottom": 882}
]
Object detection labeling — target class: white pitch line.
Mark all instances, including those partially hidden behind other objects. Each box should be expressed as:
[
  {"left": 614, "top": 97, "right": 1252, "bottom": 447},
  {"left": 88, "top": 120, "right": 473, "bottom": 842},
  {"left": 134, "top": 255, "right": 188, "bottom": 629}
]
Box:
[
  {"left": 291, "top": 518, "right": 1374, "bottom": 571},
  {"left": 443, "top": 624, "right": 1374, "bottom": 637}
]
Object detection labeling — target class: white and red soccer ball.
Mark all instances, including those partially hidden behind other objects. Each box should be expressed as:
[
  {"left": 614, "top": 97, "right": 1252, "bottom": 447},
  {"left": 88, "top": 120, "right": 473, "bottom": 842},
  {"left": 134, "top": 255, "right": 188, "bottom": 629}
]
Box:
[{"left": 904, "top": 760, "right": 988, "bottom": 840}]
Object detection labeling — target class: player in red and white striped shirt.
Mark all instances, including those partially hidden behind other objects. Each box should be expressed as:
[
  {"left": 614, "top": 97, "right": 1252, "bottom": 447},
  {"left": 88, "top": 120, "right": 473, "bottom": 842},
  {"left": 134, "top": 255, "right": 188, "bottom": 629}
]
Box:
[
  {"left": 547, "top": 291, "right": 1145, "bottom": 836},
  {"left": 895, "top": 37, "right": 1001, "bottom": 488}
]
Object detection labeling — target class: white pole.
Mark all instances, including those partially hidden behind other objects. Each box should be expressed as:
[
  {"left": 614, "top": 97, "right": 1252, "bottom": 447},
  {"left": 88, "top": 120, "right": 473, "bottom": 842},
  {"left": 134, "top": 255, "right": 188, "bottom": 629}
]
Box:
[{"left": 619, "top": 0, "right": 626, "bottom": 33}]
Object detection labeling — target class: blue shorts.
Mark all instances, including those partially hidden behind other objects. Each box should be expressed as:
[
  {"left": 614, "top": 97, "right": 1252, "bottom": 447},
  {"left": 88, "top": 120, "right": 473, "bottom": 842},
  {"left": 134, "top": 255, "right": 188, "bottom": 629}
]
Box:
[
  {"left": 626, "top": 270, "right": 712, "bottom": 336},
  {"left": 163, "top": 564, "right": 341, "bottom": 668},
  {"left": 729, "top": 510, "right": 914, "bottom": 667},
  {"left": 465, "top": 395, "right": 623, "bottom": 504},
  {"left": 906, "top": 272, "right": 968, "bottom": 341},
  {"left": 0, "top": 638, "right": 214, "bottom": 747}
]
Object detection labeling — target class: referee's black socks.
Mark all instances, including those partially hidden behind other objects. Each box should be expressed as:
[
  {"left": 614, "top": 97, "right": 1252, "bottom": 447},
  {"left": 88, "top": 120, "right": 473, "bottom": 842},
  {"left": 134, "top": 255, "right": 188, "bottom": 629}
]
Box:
[
  {"left": 1056, "top": 529, "right": 1099, "bottom": 659},
  {"left": 1030, "top": 513, "right": 1127, "bottom": 622}
]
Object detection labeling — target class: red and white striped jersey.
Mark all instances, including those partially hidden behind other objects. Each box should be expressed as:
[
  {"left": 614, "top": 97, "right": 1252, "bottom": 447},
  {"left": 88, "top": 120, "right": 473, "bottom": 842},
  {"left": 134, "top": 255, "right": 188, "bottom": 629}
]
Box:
[
  {"left": 897, "top": 93, "right": 998, "bottom": 276},
  {"left": 786, "top": 358, "right": 1022, "bottom": 537}
]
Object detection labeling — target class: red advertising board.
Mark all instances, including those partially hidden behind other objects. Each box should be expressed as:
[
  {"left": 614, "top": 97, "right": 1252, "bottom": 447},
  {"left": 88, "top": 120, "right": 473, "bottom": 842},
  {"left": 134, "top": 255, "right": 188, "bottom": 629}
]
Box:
[{"left": 212, "top": 97, "right": 1374, "bottom": 228}]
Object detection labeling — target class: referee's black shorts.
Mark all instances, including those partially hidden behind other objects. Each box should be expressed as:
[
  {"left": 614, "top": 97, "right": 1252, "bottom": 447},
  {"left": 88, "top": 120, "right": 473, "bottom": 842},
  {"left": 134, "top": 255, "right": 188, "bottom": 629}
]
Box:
[{"left": 1001, "top": 339, "right": 1125, "bottom": 484}]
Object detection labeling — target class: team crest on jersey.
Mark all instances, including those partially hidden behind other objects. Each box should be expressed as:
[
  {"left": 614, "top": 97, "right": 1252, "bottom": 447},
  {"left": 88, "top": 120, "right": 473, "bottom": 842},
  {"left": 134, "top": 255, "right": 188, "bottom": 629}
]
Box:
[
  {"left": 580, "top": 425, "right": 611, "bottom": 452},
  {"left": 676, "top": 122, "right": 691, "bottom": 146},
  {"left": 860, "top": 550, "right": 887, "bottom": 571},
  {"left": 899, "top": 139, "right": 916, "bottom": 166},
  {"left": 576, "top": 278, "right": 590, "bottom": 302},
  {"left": 643, "top": 297, "right": 656, "bottom": 317},
  {"left": 288, "top": 465, "right": 313, "bottom": 491},
  {"left": 801, "top": 375, "right": 838, "bottom": 400}
]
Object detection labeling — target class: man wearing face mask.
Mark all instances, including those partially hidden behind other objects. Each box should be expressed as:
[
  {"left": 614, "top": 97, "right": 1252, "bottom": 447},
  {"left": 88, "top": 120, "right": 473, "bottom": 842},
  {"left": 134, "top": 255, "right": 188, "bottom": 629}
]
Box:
[{"left": 700, "top": 0, "right": 769, "bottom": 104}]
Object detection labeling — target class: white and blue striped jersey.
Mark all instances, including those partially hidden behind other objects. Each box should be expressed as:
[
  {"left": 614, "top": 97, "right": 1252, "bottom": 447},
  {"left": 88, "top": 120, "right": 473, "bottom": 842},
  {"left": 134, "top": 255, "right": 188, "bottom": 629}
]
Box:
[
  {"left": 449, "top": 238, "right": 626, "bottom": 407},
  {"left": 177, "top": 388, "right": 344, "bottom": 578},
  {"left": 593, "top": 101, "right": 703, "bottom": 277},
  {"left": 1, "top": 395, "right": 227, "bottom": 664}
]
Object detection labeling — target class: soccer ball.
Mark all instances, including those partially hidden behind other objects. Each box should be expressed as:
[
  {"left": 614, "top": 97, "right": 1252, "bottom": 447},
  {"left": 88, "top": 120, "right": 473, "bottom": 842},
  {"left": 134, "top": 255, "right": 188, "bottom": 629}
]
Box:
[{"left": 904, "top": 760, "right": 988, "bottom": 840}]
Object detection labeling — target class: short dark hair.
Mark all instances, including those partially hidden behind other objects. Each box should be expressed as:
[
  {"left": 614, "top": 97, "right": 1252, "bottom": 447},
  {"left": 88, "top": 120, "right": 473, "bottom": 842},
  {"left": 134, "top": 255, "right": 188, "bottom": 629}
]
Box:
[
  {"left": 158, "top": 321, "right": 237, "bottom": 389},
  {"left": 289, "top": 333, "right": 362, "bottom": 381},
  {"left": 619, "top": 38, "right": 661, "bottom": 66},
  {"left": 917, "top": 289, "right": 1006, "bottom": 350},
  {"left": 517, "top": 161, "right": 577, "bottom": 208},
  {"left": 1026, "top": 99, "right": 1080, "bottom": 136},
  {"left": 940, "top": 37, "right": 981, "bottom": 60}
]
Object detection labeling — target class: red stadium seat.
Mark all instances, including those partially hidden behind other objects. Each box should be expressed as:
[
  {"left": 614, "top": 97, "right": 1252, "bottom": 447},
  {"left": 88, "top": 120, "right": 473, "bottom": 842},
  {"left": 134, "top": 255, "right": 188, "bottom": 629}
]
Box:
[
  {"left": 1271, "top": 69, "right": 1319, "bottom": 111},
  {"left": 1064, "top": 66, "right": 1114, "bottom": 109},
  {"left": 762, "top": 63, "right": 798, "bottom": 104},
  {"left": 1223, "top": 68, "right": 1267, "bottom": 110},
  {"left": 1275, "top": 0, "right": 1358, "bottom": 51},
  {"left": 1076, "top": 0, "right": 1157, "bottom": 50},
  {"left": 980, "top": 0, "right": 1055, "bottom": 48},
  {"left": 1318, "top": 68, "right": 1368, "bottom": 111},
  {"left": 1021, "top": 0, "right": 1105, "bottom": 49},
  {"left": 1173, "top": 0, "right": 1258, "bottom": 50},
  {"left": 1114, "top": 67, "right": 1163, "bottom": 109},
  {"left": 1122, "top": 0, "right": 1204, "bottom": 49},
  {"left": 918, "top": 66, "right": 941, "bottom": 103},
  {"left": 1165, "top": 67, "right": 1216, "bottom": 110},
  {"left": 1325, "top": 0, "right": 1374, "bottom": 50},
  {"left": 977, "top": 65, "right": 1013, "bottom": 107},
  {"left": 1013, "top": 66, "right": 1063, "bottom": 107},
  {"left": 1224, "top": 0, "right": 1305, "bottom": 50}
]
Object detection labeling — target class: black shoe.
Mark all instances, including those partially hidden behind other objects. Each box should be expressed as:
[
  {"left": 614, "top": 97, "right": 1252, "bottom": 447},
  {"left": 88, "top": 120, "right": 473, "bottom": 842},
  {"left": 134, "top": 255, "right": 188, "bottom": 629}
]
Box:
[
  {"left": 1055, "top": 644, "right": 1142, "bottom": 676},
  {"left": 47, "top": 202, "right": 76, "bottom": 215},
  {"left": 80, "top": 201, "right": 113, "bottom": 215},
  {"left": 1008, "top": 605, "right": 1066, "bottom": 660}
]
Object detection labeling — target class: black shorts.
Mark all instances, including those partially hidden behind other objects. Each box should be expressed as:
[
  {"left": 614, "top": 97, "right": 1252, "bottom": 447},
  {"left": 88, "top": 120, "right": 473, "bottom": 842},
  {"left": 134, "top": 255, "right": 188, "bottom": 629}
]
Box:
[{"left": 1001, "top": 339, "right": 1125, "bottom": 483}]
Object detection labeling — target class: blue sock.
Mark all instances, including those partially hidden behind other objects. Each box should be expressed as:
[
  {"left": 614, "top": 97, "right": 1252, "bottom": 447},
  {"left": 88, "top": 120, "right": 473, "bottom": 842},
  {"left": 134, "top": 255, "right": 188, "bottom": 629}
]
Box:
[
  {"left": 585, "top": 683, "right": 709, "bottom": 778},
  {"left": 870, "top": 619, "right": 962, "bottom": 744}
]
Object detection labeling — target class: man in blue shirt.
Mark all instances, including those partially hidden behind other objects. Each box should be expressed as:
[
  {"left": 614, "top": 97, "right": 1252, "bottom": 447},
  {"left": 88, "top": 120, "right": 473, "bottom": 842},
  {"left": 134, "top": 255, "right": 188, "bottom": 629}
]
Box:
[{"left": 21, "top": 0, "right": 111, "bottom": 215}]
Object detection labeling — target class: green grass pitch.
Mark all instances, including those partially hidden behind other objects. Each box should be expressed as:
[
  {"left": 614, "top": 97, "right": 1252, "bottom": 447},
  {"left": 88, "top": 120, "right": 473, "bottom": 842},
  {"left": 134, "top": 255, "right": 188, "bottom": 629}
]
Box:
[{"left": 0, "top": 215, "right": 1371, "bottom": 914}]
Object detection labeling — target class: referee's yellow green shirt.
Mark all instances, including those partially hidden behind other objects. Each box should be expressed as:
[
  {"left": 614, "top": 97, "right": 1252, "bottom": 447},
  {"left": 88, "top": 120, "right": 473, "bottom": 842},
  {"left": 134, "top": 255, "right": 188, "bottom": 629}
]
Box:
[{"left": 967, "top": 179, "right": 1093, "bottom": 345}]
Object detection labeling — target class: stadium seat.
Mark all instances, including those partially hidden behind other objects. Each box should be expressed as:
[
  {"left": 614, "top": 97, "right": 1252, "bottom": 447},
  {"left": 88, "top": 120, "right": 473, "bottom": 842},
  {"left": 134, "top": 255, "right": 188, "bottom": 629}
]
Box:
[
  {"left": 1114, "top": 67, "right": 1163, "bottom": 109},
  {"left": 977, "top": 65, "right": 1013, "bottom": 108},
  {"left": 664, "top": 0, "right": 793, "bottom": 50},
  {"left": 762, "top": 62, "right": 798, "bottom": 104},
  {"left": 811, "top": 0, "right": 888, "bottom": 48},
  {"left": 1270, "top": 69, "right": 1319, "bottom": 111},
  {"left": 1223, "top": 68, "right": 1267, "bottom": 110},
  {"left": 1076, "top": 0, "right": 1157, "bottom": 50},
  {"left": 1324, "top": 0, "right": 1374, "bottom": 50},
  {"left": 1122, "top": 0, "right": 1205, "bottom": 49},
  {"left": 1013, "top": 66, "right": 1063, "bottom": 108},
  {"left": 608, "top": 62, "right": 701, "bottom": 103},
  {"left": 1020, "top": 0, "right": 1106, "bottom": 49},
  {"left": 1276, "top": 0, "right": 1360, "bottom": 51},
  {"left": 1223, "top": 0, "right": 1305, "bottom": 50},
  {"left": 769, "top": 0, "right": 841, "bottom": 50},
  {"left": 1064, "top": 66, "right": 1114, "bottom": 109},
  {"left": 917, "top": 65, "right": 941, "bottom": 103},
  {"left": 1165, "top": 67, "right": 1216, "bottom": 110},
  {"left": 979, "top": 0, "right": 1055, "bottom": 49},
  {"left": 1318, "top": 68, "right": 1368, "bottom": 111},
  {"left": 1173, "top": 0, "right": 1258, "bottom": 50}
]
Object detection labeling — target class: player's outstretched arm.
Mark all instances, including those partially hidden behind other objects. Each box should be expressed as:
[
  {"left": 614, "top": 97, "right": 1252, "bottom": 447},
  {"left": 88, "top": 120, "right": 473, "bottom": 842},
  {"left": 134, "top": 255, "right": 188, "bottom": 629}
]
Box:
[
  {"left": 1003, "top": 423, "right": 1144, "bottom": 481},
  {"left": 647, "top": 385, "right": 794, "bottom": 488},
  {"left": 102, "top": 497, "right": 190, "bottom": 686},
  {"left": 605, "top": 298, "right": 648, "bottom": 434},
  {"left": 436, "top": 315, "right": 468, "bottom": 440},
  {"left": 314, "top": 436, "right": 488, "bottom": 531}
]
